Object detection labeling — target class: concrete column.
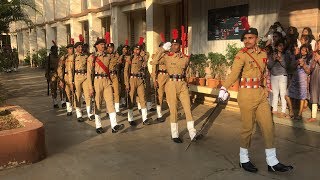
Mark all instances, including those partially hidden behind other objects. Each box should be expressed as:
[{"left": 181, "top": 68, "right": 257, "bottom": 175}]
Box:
[
  {"left": 88, "top": 13, "right": 102, "bottom": 52},
  {"left": 146, "top": 0, "right": 165, "bottom": 71},
  {"left": 36, "top": 27, "right": 46, "bottom": 50},
  {"left": 29, "top": 29, "right": 38, "bottom": 66},
  {"left": 57, "top": 22, "right": 67, "bottom": 47},
  {"left": 45, "top": 24, "right": 55, "bottom": 52},
  {"left": 16, "top": 32, "right": 24, "bottom": 63},
  {"left": 22, "top": 30, "right": 30, "bottom": 61},
  {"left": 111, "top": 6, "right": 128, "bottom": 48},
  {"left": 10, "top": 34, "right": 17, "bottom": 49}
]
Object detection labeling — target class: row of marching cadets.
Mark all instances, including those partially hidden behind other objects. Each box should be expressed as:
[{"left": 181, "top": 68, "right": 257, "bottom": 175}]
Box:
[{"left": 45, "top": 27, "right": 200, "bottom": 143}]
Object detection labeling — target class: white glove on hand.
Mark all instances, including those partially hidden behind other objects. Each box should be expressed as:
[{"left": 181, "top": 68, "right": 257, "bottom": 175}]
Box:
[
  {"left": 218, "top": 86, "right": 229, "bottom": 102},
  {"left": 163, "top": 42, "right": 172, "bottom": 51}
]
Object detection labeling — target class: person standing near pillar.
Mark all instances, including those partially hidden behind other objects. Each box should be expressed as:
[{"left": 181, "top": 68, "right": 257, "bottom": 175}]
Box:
[
  {"left": 118, "top": 40, "right": 131, "bottom": 108},
  {"left": 45, "top": 41, "right": 60, "bottom": 108},
  {"left": 218, "top": 26, "right": 293, "bottom": 172},
  {"left": 140, "top": 43, "right": 156, "bottom": 112},
  {"left": 58, "top": 40, "right": 75, "bottom": 116},
  {"left": 71, "top": 35, "right": 95, "bottom": 122},
  {"left": 152, "top": 29, "right": 197, "bottom": 143},
  {"left": 105, "top": 32, "right": 124, "bottom": 116},
  {"left": 124, "top": 37, "right": 153, "bottom": 126},
  {"left": 151, "top": 33, "right": 167, "bottom": 123},
  {"left": 87, "top": 38, "right": 124, "bottom": 134}
]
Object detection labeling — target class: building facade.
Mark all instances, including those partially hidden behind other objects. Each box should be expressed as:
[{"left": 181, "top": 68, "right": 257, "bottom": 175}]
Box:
[{"left": 8, "top": 0, "right": 320, "bottom": 64}]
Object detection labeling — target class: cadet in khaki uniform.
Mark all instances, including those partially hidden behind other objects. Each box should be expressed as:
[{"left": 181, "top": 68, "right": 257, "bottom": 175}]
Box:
[
  {"left": 151, "top": 40, "right": 167, "bottom": 123},
  {"left": 45, "top": 44, "right": 60, "bottom": 108},
  {"left": 124, "top": 39, "right": 152, "bottom": 126},
  {"left": 71, "top": 36, "right": 95, "bottom": 122},
  {"left": 152, "top": 30, "right": 197, "bottom": 143},
  {"left": 105, "top": 41, "right": 124, "bottom": 116},
  {"left": 219, "top": 28, "right": 293, "bottom": 173},
  {"left": 87, "top": 38, "right": 124, "bottom": 134},
  {"left": 118, "top": 42, "right": 130, "bottom": 107},
  {"left": 58, "top": 43, "right": 74, "bottom": 116}
]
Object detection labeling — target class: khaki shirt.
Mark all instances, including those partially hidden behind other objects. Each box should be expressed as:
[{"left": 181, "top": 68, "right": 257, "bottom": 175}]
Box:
[
  {"left": 107, "top": 53, "right": 119, "bottom": 71},
  {"left": 223, "top": 48, "right": 268, "bottom": 89},
  {"left": 150, "top": 50, "right": 167, "bottom": 82},
  {"left": 73, "top": 52, "right": 88, "bottom": 71},
  {"left": 57, "top": 54, "right": 74, "bottom": 83},
  {"left": 87, "top": 51, "right": 111, "bottom": 90},
  {"left": 153, "top": 48, "right": 190, "bottom": 77},
  {"left": 124, "top": 54, "right": 145, "bottom": 87}
]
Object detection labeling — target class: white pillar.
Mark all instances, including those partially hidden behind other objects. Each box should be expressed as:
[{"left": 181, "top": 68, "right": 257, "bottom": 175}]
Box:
[
  {"left": 29, "top": 29, "right": 38, "bottom": 55},
  {"left": 22, "top": 30, "right": 30, "bottom": 64},
  {"left": 57, "top": 22, "right": 67, "bottom": 47},
  {"left": 16, "top": 32, "right": 24, "bottom": 64},
  {"left": 111, "top": 6, "right": 128, "bottom": 48},
  {"left": 88, "top": 13, "right": 102, "bottom": 52},
  {"left": 10, "top": 34, "right": 17, "bottom": 49}
]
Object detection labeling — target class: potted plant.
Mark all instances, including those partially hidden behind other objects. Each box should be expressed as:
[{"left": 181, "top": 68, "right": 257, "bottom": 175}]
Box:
[
  {"left": 189, "top": 54, "right": 207, "bottom": 85},
  {"left": 225, "top": 43, "right": 242, "bottom": 91},
  {"left": 207, "top": 52, "right": 227, "bottom": 88},
  {"left": 197, "top": 60, "right": 207, "bottom": 86}
]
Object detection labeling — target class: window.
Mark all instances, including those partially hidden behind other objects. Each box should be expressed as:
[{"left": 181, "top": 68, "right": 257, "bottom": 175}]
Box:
[
  {"left": 101, "top": 17, "right": 111, "bottom": 36},
  {"left": 82, "top": 21, "right": 89, "bottom": 44},
  {"left": 66, "top": 24, "right": 71, "bottom": 44}
]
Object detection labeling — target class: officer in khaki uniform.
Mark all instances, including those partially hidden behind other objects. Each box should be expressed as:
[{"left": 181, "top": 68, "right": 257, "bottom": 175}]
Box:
[
  {"left": 152, "top": 31, "right": 197, "bottom": 143},
  {"left": 219, "top": 28, "right": 293, "bottom": 173},
  {"left": 45, "top": 44, "right": 60, "bottom": 108},
  {"left": 58, "top": 43, "right": 74, "bottom": 116},
  {"left": 71, "top": 36, "right": 95, "bottom": 122},
  {"left": 151, "top": 41, "right": 167, "bottom": 122},
  {"left": 118, "top": 42, "right": 130, "bottom": 107},
  {"left": 106, "top": 42, "right": 124, "bottom": 116},
  {"left": 87, "top": 38, "right": 124, "bottom": 134},
  {"left": 124, "top": 39, "right": 152, "bottom": 126}
]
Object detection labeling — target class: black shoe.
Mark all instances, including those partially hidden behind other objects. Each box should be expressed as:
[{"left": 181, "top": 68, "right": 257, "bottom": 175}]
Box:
[
  {"left": 89, "top": 115, "right": 95, "bottom": 121},
  {"left": 96, "top": 127, "right": 105, "bottom": 134},
  {"left": 53, "top": 104, "right": 59, "bottom": 109},
  {"left": 77, "top": 117, "right": 85, "bottom": 122},
  {"left": 106, "top": 113, "right": 109, "bottom": 118},
  {"left": 129, "top": 121, "right": 137, "bottom": 126},
  {"left": 67, "top": 112, "right": 72, "bottom": 116},
  {"left": 156, "top": 117, "right": 165, "bottom": 123},
  {"left": 172, "top": 137, "right": 183, "bottom": 143},
  {"left": 112, "top": 124, "right": 125, "bottom": 133},
  {"left": 61, "top": 103, "right": 66, "bottom": 108},
  {"left": 116, "top": 112, "right": 125, "bottom": 116},
  {"left": 268, "top": 163, "right": 293, "bottom": 172},
  {"left": 239, "top": 161, "right": 258, "bottom": 173},
  {"left": 149, "top": 108, "right": 156, "bottom": 112},
  {"left": 143, "top": 118, "right": 152, "bottom": 125},
  {"left": 82, "top": 101, "right": 86, "bottom": 105}
]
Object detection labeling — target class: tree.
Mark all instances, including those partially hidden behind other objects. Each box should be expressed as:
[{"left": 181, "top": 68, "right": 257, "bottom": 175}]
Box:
[{"left": 0, "top": 0, "right": 39, "bottom": 33}]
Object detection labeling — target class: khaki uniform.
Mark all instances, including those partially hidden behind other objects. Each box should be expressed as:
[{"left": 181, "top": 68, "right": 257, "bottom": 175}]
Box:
[
  {"left": 108, "top": 53, "right": 121, "bottom": 112},
  {"left": 222, "top": 48, "right": 274, "bottom": 149},
  {"left": 45, "top": 53, "right": 59, "bottom": 104},
  {"left": 87, "top": 52, "right": 120, "bottom": 129},
  {"left": 151, "top": 52, "right": 169, "bottom": 118},
  {"left": 57, "top": 54, "right": 74, "bottom": 113},
  {"left": 124, "top": 54, "right": 149, "bottom": 122},
  {"left": 153, "top": 48, "right": 196, "bottom": 139},
  {"left": 70, "top": 52, "right": 93, "bottom": 118}
]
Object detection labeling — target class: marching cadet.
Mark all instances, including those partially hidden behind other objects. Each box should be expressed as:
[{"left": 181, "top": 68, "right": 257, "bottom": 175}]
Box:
[
  {"left": 45, "top": 41, "right": 60, "bottom": 108},
  {"left": 218, "top": 27, "right": 293, "bottom": 173},
  {"left": 87, "top": 37, "right": 124, "bottom": 134},
  {"left": 152, "top": 29, "right": 197, "bottom": 143},
  {"left": 151, "top": 33, "right": 167, "bottom": 123},
  {"left": 71, "top": 35, "right": 95, "bottom": 122},
  {"left": 105, "top": 32, "right": 124, "bottom": 116},
  {"left": 118, "top": 40, "right": 130, "bottom": 107},
  {"left": 140, "top": 44, "right": 156, "bottom": 112},
  {"left": 58, "top": 40, "right": 75, "bottom": 116},
  {"left": 124, "top": 37, "right": 152, "bottom": 126}
]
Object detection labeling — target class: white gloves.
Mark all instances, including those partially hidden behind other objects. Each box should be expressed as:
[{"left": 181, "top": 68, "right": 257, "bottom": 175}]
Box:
[
  {"left": 218, "top": 86, "right": 229, "bottom": 102},
  {"left": 163, "top": 42, "right": 172, "bottom": 51}
]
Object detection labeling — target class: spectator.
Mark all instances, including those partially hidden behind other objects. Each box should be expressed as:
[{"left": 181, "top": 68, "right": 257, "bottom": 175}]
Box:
[
  {"left": 287, "top": 44, "right": 311, "bottom": 120},
  {"left": 268, "top": 40, "right": 289, "bottom": 118},
  {"left": 298, "top": 27, "right": 316, "bottom": 51},
  {"left": 286, "top": 26, "right": 299, "bottom": 48},
  {"left": 266, "top": 31, "right": 283, "bottom": 49},
  {"left": 307, "top": 40, "right": 320, "bottom": 122}
]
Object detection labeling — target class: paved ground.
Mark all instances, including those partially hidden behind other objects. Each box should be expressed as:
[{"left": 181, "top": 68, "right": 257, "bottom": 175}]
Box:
[{"left": 0, "top": 66, "right": 320, "bottom": 180}]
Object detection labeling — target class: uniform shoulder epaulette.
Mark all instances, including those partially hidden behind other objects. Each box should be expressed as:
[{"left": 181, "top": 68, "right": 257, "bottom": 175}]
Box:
[
  {"left": 261, "top": 49, "right": 266, "bottom": 52},
  {"left": 167, "top": 52, "right": 174, "bottom": 56}
]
